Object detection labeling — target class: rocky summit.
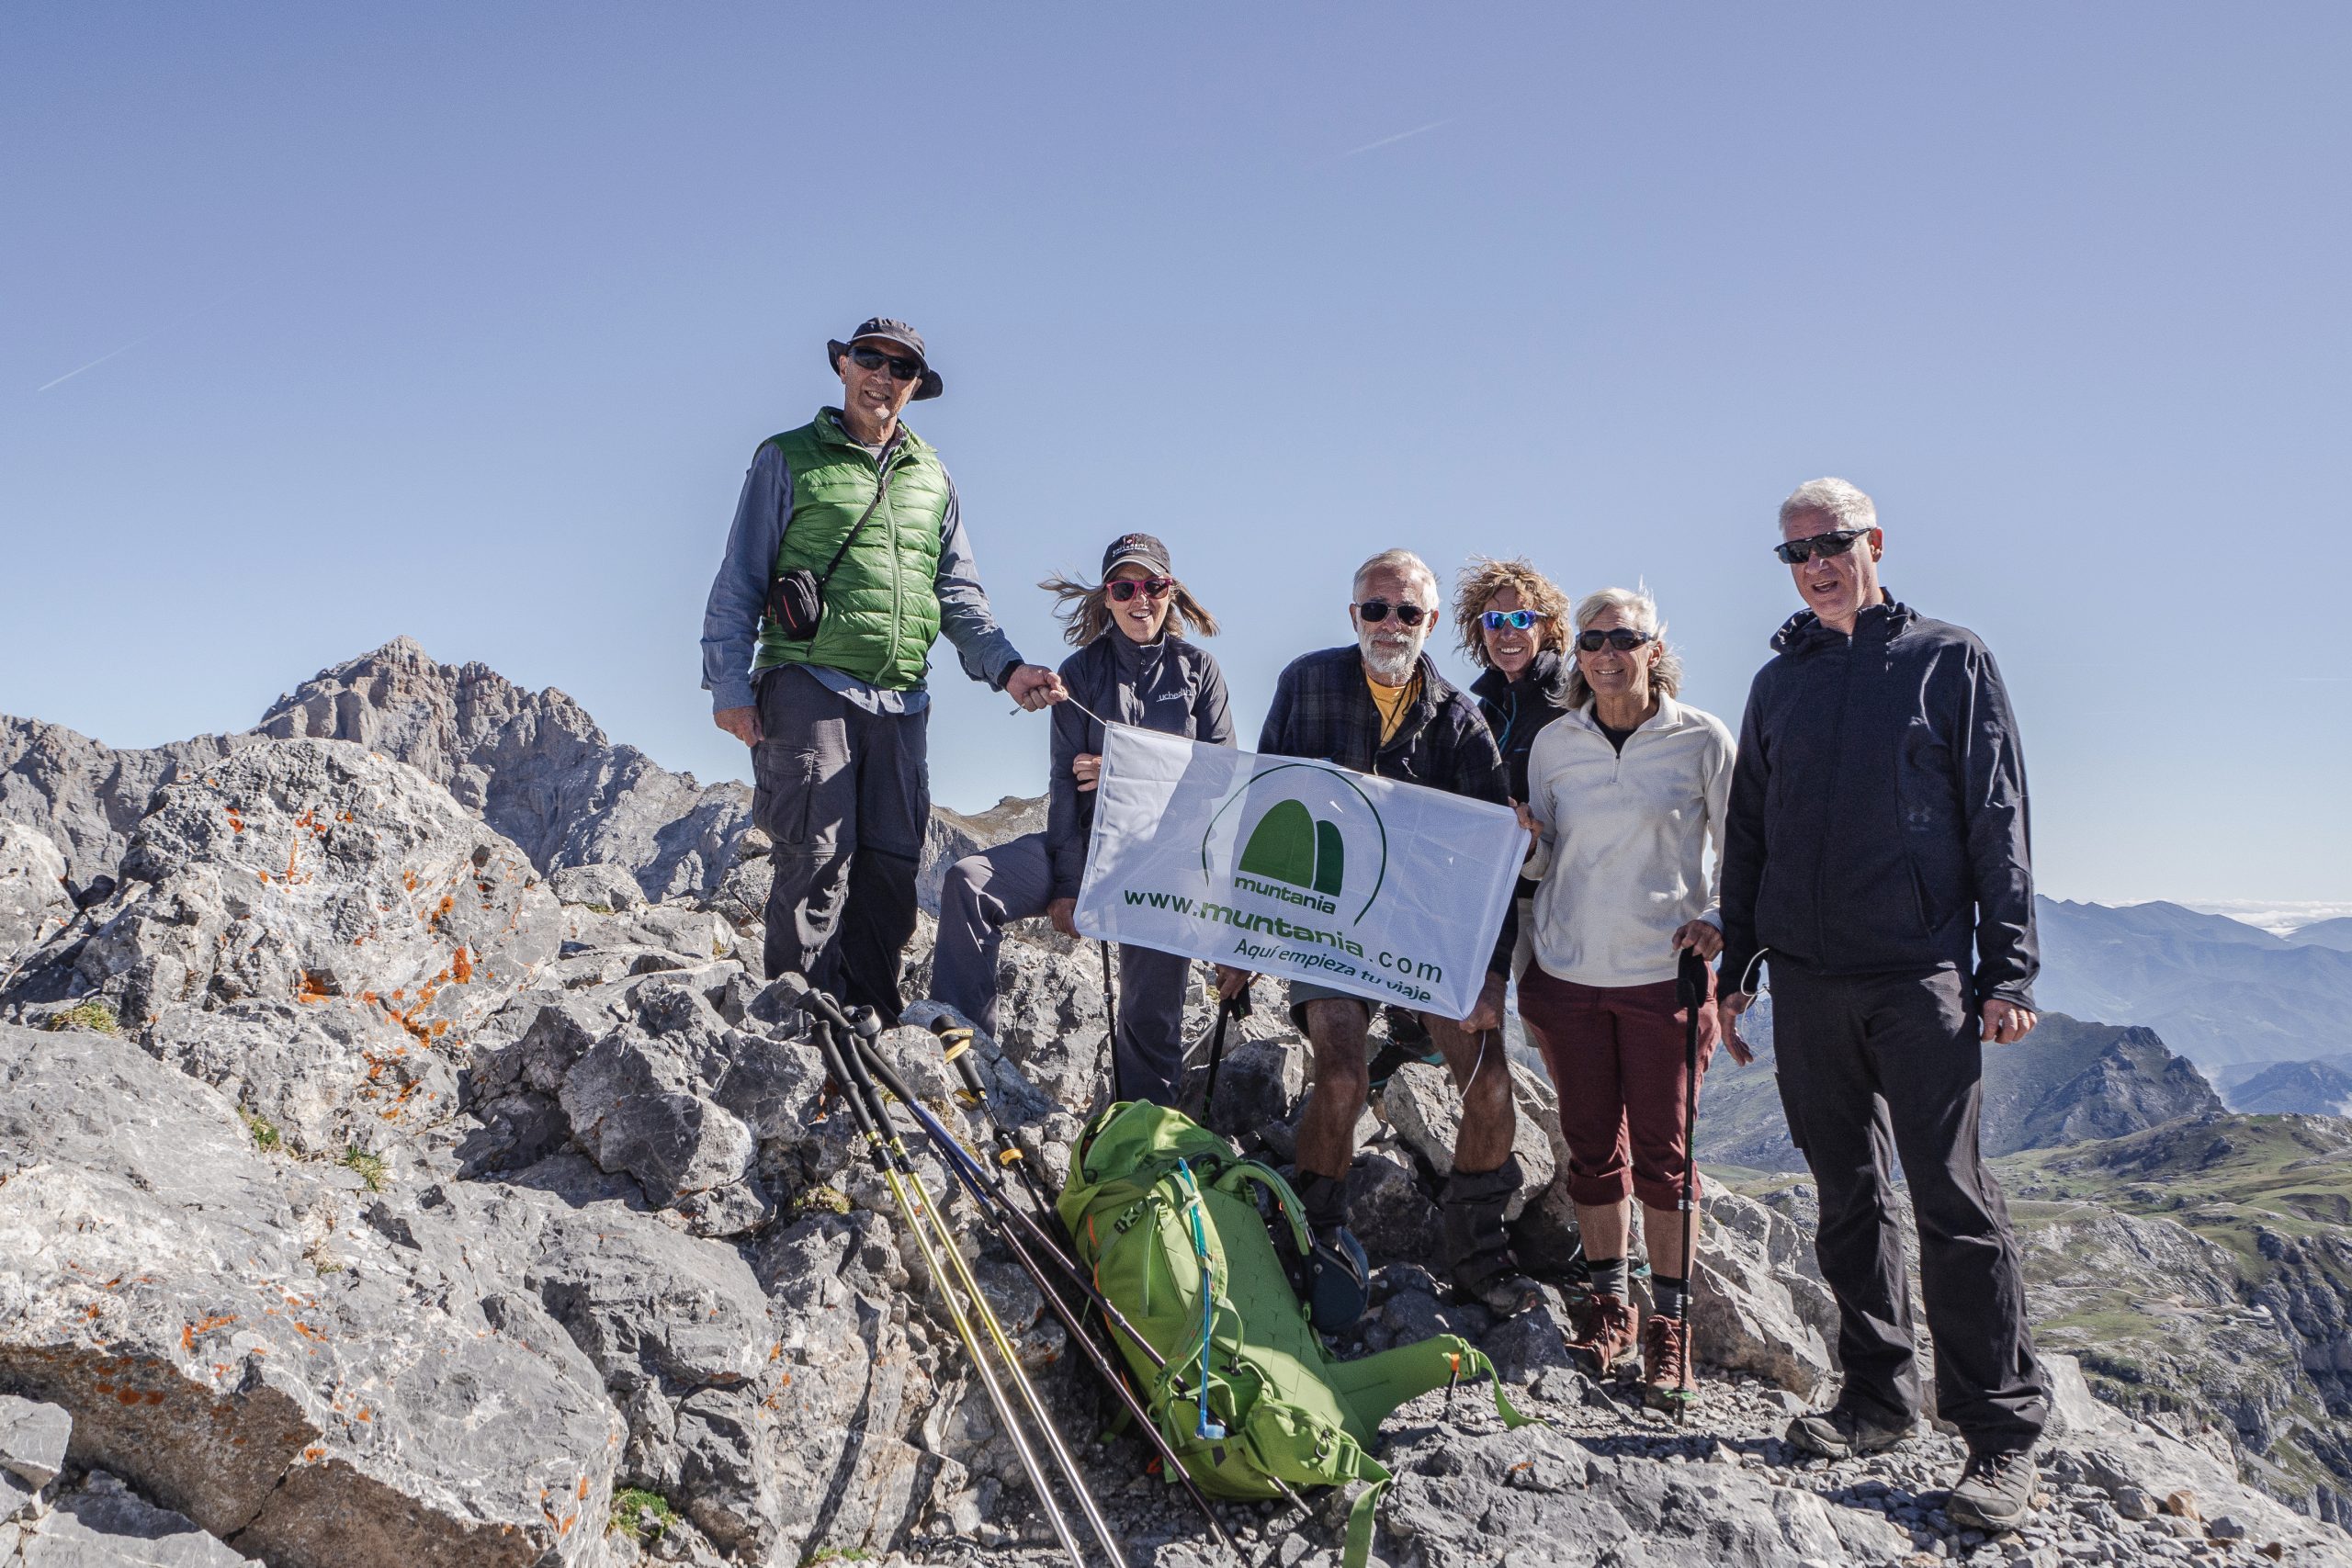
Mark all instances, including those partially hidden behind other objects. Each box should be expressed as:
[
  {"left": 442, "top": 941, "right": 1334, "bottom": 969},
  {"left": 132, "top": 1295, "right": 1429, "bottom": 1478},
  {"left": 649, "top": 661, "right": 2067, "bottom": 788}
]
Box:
[{"left": 2, "top": 642, "right": 2348, "bottom": 1568}]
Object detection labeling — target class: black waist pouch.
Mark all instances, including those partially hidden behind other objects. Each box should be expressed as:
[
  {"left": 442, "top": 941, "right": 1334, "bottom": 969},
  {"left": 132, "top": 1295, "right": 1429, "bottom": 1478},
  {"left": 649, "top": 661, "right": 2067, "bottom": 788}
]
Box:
[{"left": 766, "top": 461, "right": 897, "bottom": 643}]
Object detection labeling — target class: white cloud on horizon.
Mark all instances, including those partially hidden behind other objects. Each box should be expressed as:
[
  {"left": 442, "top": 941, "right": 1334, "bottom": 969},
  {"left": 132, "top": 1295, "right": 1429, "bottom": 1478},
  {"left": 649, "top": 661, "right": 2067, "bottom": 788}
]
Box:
[{"left": 2177, "top": 899, "right": 2352, "bottom": 936}]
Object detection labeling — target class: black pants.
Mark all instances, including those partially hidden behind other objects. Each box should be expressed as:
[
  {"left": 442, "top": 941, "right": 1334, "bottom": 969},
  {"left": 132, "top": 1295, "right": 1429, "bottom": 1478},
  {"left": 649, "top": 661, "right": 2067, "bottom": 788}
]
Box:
[
  {"left": 752, "top": 667, "right": 927, "bottom": 1025},
  {"left": 1770, "top": 964, "right": 2049, "bottom": 1453}
]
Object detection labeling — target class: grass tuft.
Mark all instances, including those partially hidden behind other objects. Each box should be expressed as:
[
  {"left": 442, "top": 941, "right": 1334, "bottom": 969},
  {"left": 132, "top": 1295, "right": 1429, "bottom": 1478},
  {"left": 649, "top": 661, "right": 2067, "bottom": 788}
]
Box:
[
  {"left": 338, "top": 1146, "right": 389, "bottom": 1192},
  {"left": 241, "top": 1109, "right": 284, "bottom": 1154},
  {"left": 608, "top": 1487, "right": 674, "bottom": 1543},
  {"left": 45, "top": 1000, "right": 119, "bottom": 1036}
]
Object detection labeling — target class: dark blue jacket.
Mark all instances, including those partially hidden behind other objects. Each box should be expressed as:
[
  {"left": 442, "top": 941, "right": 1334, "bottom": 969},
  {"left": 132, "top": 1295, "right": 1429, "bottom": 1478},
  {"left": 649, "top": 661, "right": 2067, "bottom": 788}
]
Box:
[
  {"left": 1259, "top": 645, "right": 1517, "bottom": 978},
  {"left": 1717, "top": 593, "right": 2038, "bottom": 1007},
  {"left": 1046, "top": 632, "right": 1234, "bottom": 898},
  {"left": 1470, "top": 649, "right": 1574, "bottom": 806}
]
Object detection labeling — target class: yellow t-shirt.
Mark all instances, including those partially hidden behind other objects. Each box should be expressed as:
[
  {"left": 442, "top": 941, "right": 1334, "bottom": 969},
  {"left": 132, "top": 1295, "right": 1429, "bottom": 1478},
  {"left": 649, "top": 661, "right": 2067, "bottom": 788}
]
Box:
[{"left": 1366, "top": 671, "right": 1420, "bottom": 746}]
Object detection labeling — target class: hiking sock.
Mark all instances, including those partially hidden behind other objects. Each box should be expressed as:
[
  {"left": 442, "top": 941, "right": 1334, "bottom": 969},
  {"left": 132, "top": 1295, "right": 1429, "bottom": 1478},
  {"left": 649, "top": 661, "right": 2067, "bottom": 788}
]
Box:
[
  {"left": 1653, "top": 1274, "right": 1688, "bottom": 1318},
  {"left": 1587, "top": 1256, "right": 1629, "bottom": 1302}
]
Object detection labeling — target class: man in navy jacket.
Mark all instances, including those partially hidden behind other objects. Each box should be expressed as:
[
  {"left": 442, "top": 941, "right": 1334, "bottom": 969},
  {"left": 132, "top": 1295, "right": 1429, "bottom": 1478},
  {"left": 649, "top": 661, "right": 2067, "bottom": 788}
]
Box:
[{"left": 1718, "top": 478, "right": 2049, "bottom": 1535}]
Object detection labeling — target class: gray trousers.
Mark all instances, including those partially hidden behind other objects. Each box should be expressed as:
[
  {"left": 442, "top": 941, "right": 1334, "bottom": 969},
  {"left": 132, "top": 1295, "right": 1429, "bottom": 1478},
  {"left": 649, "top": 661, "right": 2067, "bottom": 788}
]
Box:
[
  {"left": 753, "top": 666, "right": 927, "bottom": 1024},
  {"left": 1770, "top": 963, "right": 2050, "bottom": 1454},
  {"left": 932, "top": 831, "right": 1193, "bottom": 1106}
]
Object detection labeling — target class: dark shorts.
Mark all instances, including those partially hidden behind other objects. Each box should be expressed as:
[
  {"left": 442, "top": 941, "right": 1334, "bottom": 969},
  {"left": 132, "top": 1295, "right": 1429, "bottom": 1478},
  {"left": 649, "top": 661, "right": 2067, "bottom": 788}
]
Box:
[
  {"left": 1517, "top": 966, "right": 1717, "bottom": 1211},
  {"left": 1286, "top": 977, "right": 1371, "bottom": 1034}
]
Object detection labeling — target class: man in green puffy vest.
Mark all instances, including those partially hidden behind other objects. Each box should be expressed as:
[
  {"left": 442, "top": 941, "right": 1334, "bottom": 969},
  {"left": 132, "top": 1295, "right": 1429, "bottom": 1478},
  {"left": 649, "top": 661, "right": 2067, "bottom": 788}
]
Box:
[{"left": 702, "top": 318, "right": 1065, "bottom": 1023}]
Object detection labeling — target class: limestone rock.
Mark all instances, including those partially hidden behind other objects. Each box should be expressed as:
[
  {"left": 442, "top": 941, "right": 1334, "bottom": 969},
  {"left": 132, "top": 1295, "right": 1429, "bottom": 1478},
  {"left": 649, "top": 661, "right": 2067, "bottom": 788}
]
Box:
[
  {"left": 19, "top": 1475, "right": 257, "bottom": 1565},
  {"left": 1689, "top": 1190, "right": 1838, "bottom": 1398},
  {"left": 0, "top": 1395, "right": 71, "bottom": 1490},
  {"left": 0, "top": 1025, "right": 623, "bottom": 1567},
  {"left": 8, "top": 740, "right": 562, "bottom": 1156},
  {"left": 0, "top": 823, "right": 72, "bottom": 967},
  {"left": 253, "top": 638, "right": 752, "bottom": 903},
  {"left": 548, "top": 861, "right": 648, "bottom": 912}
]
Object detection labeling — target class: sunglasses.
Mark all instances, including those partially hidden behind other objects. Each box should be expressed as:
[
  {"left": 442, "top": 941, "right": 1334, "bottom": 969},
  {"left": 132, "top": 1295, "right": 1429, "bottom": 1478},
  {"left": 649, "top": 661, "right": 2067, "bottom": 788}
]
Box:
[
  {"left": 1480, "top": 610, "right": 1549, "bottom": 632},
  {"left": 1772, "top": 527, "right": 1872, "bottom": 565},
  {"left": 1355, "top": 599, "right": 1431, "bottom": 626},
  {"left": 847, "top": 345, "right": 924, "bottom": 382},
  {"left": 1105, "top": 576, "right": 1175, "bottom": 603},
  {"left": 1574, "top": 628, "right": 1655, "bottom": 653}
]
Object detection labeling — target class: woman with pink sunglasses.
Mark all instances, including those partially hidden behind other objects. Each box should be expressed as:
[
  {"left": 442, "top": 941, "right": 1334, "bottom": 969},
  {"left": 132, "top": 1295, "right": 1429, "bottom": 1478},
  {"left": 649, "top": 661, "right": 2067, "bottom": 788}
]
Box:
[{"left": 928, "top": 533, "right": 1233, "bottom": 1104}]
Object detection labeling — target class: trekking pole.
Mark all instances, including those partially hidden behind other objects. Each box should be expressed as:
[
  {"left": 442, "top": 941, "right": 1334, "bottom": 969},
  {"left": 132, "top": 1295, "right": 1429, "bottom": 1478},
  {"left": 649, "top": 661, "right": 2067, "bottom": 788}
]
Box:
[
  {"left": 916, "top": 1020, "right": 1165, "bottom": 1358},
  {"left": 841, "top": 1021, "right": 1238, "bottom": 1556},
  {"left": 1099, "top": 940, "right": 1123, "bottom": 1102},
  {"left": 806, "top": 1010, "right": 1091, "bottom": 1568},
  {"left": 823, "top": 998, "right": 1130, "bottom": 1568},
  {"left": 1669, "top": 947, "right": 1709, "bottom": 1420},
  {"left": 928, "top": 1017, "right": 1061, "bottom": 1222}
]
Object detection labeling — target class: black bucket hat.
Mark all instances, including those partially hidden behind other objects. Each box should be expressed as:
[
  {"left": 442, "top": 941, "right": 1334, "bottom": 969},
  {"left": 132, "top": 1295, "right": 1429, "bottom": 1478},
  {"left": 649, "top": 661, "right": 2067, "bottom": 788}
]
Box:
[{"left": 826, "top": 317, "right": 944, "bottom": 400}]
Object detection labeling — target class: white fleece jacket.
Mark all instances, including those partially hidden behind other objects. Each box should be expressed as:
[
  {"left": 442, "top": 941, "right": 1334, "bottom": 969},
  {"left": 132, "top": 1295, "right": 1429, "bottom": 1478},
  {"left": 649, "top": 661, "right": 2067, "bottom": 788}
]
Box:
[{"left": 1520, "top": 694, "right": 1736, "bottom": 988}]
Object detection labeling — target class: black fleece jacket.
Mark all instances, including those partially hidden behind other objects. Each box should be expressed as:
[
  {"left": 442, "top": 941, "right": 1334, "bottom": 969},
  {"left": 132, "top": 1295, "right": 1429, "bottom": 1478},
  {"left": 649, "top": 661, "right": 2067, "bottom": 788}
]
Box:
[
  {"left": 1046, "top": 631, "right": 1234, "bottom": 898},
  {"left": 1717, "top": 592, "right": 2038, "bottom": 1008}
]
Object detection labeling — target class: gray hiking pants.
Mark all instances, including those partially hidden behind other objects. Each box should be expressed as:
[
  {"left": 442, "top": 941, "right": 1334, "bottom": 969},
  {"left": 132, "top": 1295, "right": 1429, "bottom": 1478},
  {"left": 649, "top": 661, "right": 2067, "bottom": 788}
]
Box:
[
  {"left": 1770, "top": 963, "right": 2050, "bottom": 1453},
  {"left": 932, "top": 830, "right": 1193, "bottom": 1106},
  {"left": 753, "top": 666, "right": 927, "bottom": 1024}
]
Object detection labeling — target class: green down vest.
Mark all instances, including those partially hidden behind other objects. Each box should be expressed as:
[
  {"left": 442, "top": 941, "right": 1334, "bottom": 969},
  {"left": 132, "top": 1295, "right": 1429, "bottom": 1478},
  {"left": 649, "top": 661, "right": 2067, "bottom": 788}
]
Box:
[{"left": 752, "top": 410, "right": 952, "bottom": 691}]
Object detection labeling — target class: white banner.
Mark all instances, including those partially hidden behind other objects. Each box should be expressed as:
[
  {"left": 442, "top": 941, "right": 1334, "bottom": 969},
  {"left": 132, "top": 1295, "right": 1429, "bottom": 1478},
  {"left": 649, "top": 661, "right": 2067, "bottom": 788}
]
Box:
[{"left": 1071, "top": 726, "right": 1524, "bottom": 1019}]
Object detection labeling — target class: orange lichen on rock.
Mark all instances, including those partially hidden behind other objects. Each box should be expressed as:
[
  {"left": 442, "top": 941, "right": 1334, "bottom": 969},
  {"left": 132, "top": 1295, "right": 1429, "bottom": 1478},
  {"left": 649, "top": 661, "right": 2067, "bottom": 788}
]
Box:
[
  {"left": 449, "top": 945, "right": 474, "bottom": 984},
  {"left": 226, "top": 807, "right": 245, "bottom": 833}
]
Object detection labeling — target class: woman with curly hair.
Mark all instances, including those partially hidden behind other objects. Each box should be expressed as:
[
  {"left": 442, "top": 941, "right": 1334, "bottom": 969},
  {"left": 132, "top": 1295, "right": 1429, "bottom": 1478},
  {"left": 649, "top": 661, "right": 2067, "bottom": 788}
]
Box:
[
  {"left": 1450, "top": 558, "right": 1576, "bottom": 987},
  {"left": 1453, "top": 558, "right": 1576, "bottom": 804},
  {"left": 929, "top": 533, "right": 1233, "bottom": 1105}
]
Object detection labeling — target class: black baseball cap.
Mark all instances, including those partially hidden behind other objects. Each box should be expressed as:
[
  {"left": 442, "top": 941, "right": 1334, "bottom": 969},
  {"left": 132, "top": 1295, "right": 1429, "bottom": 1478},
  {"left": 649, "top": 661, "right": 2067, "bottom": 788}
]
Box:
[
  {"left": 826, "top": 317, "right": 944, "bottom": 400},
  {"left": 1102, "top": 533, "right": 1172, "bottom": 580}
]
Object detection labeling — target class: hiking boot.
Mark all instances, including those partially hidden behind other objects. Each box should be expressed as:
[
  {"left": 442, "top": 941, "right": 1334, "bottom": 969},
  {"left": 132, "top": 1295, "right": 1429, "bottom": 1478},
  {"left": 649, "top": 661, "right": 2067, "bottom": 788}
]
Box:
[
  {"left": 1948, "top": 1446, "right": 2039, "bottom": 1533},
  {"left": 1437, "top": 1156, "right": 1540, "bottom": 1316},
  {"left": 1566, "top": 1294, "right": 1639, "bottom": 1374},
  {"left": 1640, "top": 1314, "right": 1694, "bottom": 1410},
  {"left": 1783, "top": 1402, "right": 1915, "bottom": 1460}
]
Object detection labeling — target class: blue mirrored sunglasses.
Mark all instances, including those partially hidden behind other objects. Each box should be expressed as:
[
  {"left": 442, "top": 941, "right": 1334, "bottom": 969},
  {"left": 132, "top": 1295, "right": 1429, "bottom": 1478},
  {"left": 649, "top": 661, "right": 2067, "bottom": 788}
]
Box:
[{"left": 1480, "top": 610, "right": 1549, "bottom": 631}]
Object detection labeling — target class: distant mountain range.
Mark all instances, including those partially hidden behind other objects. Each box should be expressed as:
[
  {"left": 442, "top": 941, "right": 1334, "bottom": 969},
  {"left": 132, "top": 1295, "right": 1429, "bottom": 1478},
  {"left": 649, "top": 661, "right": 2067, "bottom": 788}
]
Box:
[
  {"left": 2287, "top": 916, "right": 2352, "bottom": 952},
  {"left": 2035, "top": 897, "right": 2352, "bottom": 1086},
  {"left": 1696, "top": 1008, "right": 2225, "bottom": 1172}
]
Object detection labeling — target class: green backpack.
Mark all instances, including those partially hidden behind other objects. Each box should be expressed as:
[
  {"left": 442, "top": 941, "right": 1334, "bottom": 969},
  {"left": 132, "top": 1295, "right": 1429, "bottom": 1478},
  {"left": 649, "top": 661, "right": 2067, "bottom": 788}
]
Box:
[{"left": 1057, "top": 1101, "right": 1528, "bottom": 1567}]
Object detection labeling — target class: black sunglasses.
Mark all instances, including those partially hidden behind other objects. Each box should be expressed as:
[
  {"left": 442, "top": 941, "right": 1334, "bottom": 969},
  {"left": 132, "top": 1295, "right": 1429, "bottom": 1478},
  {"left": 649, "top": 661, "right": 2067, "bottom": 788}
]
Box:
[
  {"left": 1355, "top": 599, "right": 1430, "bottom": 626},
  {"left": 1772, "top": 527, "right": 1872, "bottom": 565},
  {"left": 1105, "top": 577, "right": 1175, "bottom": 602},
  {"left": 847, "top": 345, "right": 924, "bottom": 382},
  {"left": 1575, "top": 628, "right": 1655, "bottom": 653}
]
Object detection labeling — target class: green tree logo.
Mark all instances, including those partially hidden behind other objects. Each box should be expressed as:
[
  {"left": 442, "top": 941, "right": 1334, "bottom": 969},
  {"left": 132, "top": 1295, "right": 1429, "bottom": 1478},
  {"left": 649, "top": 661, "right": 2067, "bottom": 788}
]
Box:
[
  {"left": 1202, "top": 762, "right": 1388, "bottom": 922},
  {"left": 1236, "top": 798, "right": 1345, "bottom": 895}
]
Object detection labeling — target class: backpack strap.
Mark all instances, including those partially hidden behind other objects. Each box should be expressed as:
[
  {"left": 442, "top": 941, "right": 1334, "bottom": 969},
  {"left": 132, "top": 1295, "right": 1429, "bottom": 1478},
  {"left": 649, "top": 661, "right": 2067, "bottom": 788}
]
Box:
[
  {"left": 1322, "top": 1336, "right": 1530, "bottom": 1568},
  {"left": 1320, "top": 1334, "right": 1529, "bottom": 1443}
]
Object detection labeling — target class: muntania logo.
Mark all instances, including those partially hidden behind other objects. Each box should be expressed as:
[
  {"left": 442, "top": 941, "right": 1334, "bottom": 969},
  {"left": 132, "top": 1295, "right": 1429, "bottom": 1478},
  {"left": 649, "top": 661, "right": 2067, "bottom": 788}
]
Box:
[{"left": 1201, "top": 762, "right": 1388, "bottom": 923}]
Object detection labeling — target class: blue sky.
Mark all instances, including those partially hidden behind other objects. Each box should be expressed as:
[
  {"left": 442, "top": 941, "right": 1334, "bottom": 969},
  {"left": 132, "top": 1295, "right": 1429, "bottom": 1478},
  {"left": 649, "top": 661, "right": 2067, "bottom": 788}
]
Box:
[{"left": 5, "top": 5, "right": 2346, "bottom": 908}]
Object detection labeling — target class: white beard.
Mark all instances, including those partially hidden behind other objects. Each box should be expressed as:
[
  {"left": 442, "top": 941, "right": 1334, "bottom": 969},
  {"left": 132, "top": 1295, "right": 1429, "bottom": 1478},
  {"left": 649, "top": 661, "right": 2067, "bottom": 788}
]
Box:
[{"left": 1359, "top": 631, "right": 1422, "bottom": 685}]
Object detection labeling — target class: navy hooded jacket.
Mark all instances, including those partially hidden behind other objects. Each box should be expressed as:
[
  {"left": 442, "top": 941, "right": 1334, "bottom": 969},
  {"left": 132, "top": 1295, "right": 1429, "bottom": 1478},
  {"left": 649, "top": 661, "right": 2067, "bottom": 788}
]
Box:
[{"left": 1716, "top": 592, "right": 2038, "bottom": 1008}]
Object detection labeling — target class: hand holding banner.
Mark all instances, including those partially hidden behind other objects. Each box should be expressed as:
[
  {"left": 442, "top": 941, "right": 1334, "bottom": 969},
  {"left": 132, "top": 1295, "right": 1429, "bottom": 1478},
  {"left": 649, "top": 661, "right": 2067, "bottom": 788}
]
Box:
[{"left": 1071, "top": 727, "right": 1523, "bottom": 1020}]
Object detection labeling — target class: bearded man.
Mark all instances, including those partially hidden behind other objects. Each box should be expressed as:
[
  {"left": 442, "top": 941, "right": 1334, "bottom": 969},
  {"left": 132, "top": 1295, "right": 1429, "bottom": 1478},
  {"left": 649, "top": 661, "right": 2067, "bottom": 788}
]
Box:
[{"left": 1223, "top": 548, "right": 1533, "bottom": 1324}]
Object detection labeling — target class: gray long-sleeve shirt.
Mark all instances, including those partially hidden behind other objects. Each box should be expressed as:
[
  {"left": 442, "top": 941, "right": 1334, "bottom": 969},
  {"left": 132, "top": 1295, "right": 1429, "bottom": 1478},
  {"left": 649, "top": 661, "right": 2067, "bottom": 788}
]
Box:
[{"left": 700, "top": 423, "right": 1024, "bottom": 715}]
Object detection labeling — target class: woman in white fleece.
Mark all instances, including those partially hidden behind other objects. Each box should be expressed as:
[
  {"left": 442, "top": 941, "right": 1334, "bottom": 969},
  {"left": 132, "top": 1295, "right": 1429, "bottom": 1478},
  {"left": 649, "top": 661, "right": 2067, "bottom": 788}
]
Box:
[{"left": 1516, "top": 585, "right": 1745, "bottom": 1403}]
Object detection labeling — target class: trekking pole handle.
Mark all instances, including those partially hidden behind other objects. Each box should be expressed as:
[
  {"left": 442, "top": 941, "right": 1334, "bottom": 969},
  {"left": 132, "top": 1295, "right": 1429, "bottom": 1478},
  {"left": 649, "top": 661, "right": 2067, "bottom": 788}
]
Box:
[
  {"left": 810, "top": 1019, "right": 883, "bottom": 1147},
  {"left": 927, "top": 1016, "right": 995, "bottom": 1105},
  {"left": 1675, "top": 947, "right": 1709, "bottom": 1011}
]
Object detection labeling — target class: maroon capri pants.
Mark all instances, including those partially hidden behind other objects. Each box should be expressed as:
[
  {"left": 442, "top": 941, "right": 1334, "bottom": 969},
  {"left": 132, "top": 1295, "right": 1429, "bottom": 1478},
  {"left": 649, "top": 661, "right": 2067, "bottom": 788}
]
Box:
[{"left": 1518, "top": 965, "right": 1719, "bottom": 1212}]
